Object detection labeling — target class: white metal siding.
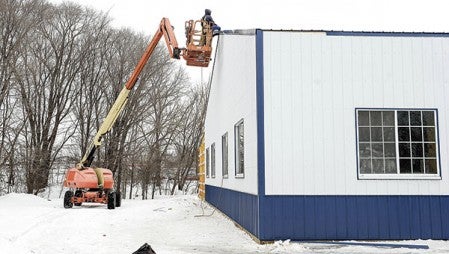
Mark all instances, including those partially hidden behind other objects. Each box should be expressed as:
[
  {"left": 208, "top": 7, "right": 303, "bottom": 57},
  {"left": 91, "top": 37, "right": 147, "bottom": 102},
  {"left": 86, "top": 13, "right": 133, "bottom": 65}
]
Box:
[
  {"left": 205, "top": 34, "right": 258, "bottom": 195},
  {"left": 264, "top": 31, "right": 449, "bottom": 195}
]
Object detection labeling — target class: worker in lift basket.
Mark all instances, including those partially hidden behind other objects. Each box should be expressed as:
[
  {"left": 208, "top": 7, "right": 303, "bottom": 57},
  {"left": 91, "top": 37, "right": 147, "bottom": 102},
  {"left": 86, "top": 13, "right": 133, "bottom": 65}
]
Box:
[{"left": 201, "top": 9, "right": 220, "bottom": 45}]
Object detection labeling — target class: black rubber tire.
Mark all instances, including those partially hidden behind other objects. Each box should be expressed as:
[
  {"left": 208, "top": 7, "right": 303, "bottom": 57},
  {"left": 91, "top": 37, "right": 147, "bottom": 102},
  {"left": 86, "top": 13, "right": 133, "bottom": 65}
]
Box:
[
  {"left": 115, "top": 191, "right": 121, "bottom": 207},
  {"left": 74, "top": 190, "right": 82, "bottom": 206},
  {"left": 64, "top": 190, "right": 73, "bottom": 208},
  {"left": 107, "top": 192, "right": 115, "bottom": 210}
]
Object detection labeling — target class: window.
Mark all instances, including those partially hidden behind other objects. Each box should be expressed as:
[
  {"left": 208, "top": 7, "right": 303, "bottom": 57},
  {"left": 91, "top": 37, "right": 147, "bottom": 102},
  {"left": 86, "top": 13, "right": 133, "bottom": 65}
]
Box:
[
  {"left": 356, "top": 109, "right": 439, "bottom": 179},
  {"left": 222, "top": 133, "right": 228, "bottom": 178},
  {"left": 206, "top": 147, "right": 210, "bottom": 178},
  {"left": 235, "top": 119, "right": 244, "bottom": 177},
  {"left": 211, "top": 143, "right": 216, "bottom": 178}
]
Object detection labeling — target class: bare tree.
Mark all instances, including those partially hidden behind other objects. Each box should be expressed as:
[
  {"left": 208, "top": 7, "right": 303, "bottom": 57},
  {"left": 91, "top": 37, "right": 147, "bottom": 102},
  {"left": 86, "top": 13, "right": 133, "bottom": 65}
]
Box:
[
  {"left": 170, "top": 84, "right": 208, "bottom": 194},
  {"left": 16, "top": 2, "right": 95, "bottom": 194},
  {"left": 138, "top": 61, "right": 189, "bottom": 199},
  {"left": 71, "top": 11, "right": 111, "bottom": 161},
  {"left": 0, "top": 0, "right": 44, "bottom": 194},
  {"left": 0, "top": 0, "right": 204, "bottom": 197},
  {"left": 94, "top": 28, "right": 152, "bottom": 197}
]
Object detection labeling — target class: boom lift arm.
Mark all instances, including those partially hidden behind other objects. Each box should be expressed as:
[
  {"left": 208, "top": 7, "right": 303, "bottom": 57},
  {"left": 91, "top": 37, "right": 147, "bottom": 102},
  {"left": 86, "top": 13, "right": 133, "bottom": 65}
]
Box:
[{"left": 77, "top": 17, "right": 212, "bottom": 169}]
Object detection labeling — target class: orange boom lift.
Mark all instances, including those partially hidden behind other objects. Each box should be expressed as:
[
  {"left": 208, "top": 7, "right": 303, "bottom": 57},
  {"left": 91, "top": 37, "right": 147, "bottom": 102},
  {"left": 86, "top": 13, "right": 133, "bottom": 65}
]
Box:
[{"left": 63, "top": 18, "right": 213, "bottom": 209}]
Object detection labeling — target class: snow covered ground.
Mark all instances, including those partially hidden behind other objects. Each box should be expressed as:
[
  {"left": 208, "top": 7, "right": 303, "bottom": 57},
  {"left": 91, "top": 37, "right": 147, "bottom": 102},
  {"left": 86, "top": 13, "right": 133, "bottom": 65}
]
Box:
[{"left": 0, "top": 193, "right": 448, "bottom": 254}]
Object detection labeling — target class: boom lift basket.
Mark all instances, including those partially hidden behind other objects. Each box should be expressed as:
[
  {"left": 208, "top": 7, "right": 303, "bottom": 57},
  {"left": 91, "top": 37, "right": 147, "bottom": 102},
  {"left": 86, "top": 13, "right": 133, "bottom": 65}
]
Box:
[{"left": 184, "top": 20, "right": 213, "bottom": 67}]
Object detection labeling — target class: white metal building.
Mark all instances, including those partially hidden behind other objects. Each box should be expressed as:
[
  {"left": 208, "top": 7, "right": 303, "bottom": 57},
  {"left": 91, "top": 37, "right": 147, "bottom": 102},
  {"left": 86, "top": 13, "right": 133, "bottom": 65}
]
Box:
[{"left": 204, "top": 29, "right": 449, "bottom": 241}]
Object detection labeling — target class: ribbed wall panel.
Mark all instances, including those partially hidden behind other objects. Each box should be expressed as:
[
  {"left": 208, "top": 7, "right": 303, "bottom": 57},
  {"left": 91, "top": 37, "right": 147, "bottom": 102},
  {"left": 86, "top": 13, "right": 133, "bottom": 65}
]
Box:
[
  {"left": 205, "top": 185, "right": 259, "bottom": 237},
  {"left": 263, "top": 31, "right": 449, "bottom": 195},
  {"left": 204, "top": 34, "right": 258, "bottom": 194},
  {"left": 258, "top": 195, "right": 449, "bottom": 240}
]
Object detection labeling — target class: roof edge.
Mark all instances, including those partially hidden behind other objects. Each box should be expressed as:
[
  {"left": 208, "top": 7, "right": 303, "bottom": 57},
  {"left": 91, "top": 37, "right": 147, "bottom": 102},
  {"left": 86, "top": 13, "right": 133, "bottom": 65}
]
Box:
[{"left": 261, "top": 29, "right": 449, "bottom": 37}]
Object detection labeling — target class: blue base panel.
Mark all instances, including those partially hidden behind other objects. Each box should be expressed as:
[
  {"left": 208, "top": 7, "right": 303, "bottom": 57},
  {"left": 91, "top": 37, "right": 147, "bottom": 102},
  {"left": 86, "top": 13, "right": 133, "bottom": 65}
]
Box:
[
  {"left": 205, "top": 186, "right": 449, "bottom": 241},
  {"left": 260, "top": 195, "right": 449, "bottom": 240},
  {"left": 205, "top": 185, "right": 259, "bottom": 237}
]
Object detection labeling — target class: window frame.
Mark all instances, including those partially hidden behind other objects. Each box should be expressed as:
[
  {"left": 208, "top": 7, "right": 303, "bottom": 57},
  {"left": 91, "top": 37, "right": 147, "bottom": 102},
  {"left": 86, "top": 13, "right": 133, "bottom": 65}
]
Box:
[
  {"left": 211, "top": 142, "right": 216, "bottom": 178},
  {"left": 234, "top": 119, "right": 245, "bottom": 178},
  {"left": 206, "top": 147, "right": 210, "bottom": 178},
  {"left": 222, "top": 132, "right": 229, "bottom": 178},
  {"left": 356, "top": 108, "right": 441, "bottom": 180}
]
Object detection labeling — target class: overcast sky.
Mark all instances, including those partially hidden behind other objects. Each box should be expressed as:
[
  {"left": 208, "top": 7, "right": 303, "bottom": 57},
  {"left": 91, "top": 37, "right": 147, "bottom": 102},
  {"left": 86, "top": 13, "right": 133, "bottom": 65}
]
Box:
[{"left": 48, "top": 0, "right": 449, "bottom": 83}]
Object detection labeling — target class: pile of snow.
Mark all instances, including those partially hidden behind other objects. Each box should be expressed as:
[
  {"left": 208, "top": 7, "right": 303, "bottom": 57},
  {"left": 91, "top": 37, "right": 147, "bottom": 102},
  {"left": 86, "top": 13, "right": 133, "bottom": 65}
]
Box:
[{"left": 0, "top": 193, "right": 448, "bottom": 253}]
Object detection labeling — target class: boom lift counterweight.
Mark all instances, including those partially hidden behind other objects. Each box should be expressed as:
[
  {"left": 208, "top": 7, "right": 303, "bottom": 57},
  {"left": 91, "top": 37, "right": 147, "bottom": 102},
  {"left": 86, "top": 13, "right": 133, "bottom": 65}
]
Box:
[{"left": 63, "top": 17, "right": 214, "bottom": 209}]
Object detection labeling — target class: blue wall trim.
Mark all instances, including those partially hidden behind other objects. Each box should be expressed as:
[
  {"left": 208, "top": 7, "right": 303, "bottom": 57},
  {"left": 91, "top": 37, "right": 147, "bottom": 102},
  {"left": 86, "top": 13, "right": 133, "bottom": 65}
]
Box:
[
  {"left": 256, "top": 29, "right": 265, "bottom": 197},
  {"left": 205, "top": 185, "right": 259, "bottom": 237},
  {"left": 258, "top": 195, "right": 449, "bottom": 241}
]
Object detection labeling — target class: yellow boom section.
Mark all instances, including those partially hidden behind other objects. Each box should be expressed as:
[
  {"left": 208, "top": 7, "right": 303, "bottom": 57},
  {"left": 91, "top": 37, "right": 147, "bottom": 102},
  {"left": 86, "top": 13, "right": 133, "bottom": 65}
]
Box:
[{"left": 77, "top": 87, "right": 130, "bottom": 169}]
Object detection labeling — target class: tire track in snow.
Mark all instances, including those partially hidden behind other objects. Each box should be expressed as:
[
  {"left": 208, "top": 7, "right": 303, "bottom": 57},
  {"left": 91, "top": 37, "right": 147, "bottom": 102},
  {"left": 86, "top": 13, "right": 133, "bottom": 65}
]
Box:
[{"left": 8, "top": 208, "right": 68, "bottom": 243}]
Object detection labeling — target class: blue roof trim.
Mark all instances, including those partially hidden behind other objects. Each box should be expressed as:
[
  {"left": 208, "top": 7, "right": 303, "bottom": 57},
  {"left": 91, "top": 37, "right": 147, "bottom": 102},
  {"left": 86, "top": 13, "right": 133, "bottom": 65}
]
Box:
[
  {"left": 260, "top": 29, "right": 449, "bottom": 37},
  {"left": 325, "top": 31, "right": 449, "bottom": 37},
  {"left": 256, "top": 29, "right": 265, "bottom": 199}
]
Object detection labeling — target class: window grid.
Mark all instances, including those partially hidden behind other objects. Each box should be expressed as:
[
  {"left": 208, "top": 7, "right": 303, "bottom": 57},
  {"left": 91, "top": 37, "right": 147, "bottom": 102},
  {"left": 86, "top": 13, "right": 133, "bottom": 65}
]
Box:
[
  {"left": 206, "top": 147, "right": 210, "bottom": 178},
  {"left": 235, "top": 119, "right": 244, "bottom": 177},
  {"left": 357, "top": 109, "right": 439, "bottom": 178},
  {"left": 396, "top": 110, "right": 438, "bottom": 174},
  {"left": 222, "top": 133, "right": 228, "bottom": 178},
  {"left": 358, "top": 111, "right": 397, "bottom": 174},
  {"left": 211, "top": 143, "right": 216, "bottom": 178}
]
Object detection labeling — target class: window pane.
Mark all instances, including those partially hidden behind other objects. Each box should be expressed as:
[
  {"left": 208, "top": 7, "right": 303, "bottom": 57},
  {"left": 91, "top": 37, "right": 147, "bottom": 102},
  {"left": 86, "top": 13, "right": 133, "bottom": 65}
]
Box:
[
  {"left": 206, "top": 148, "right": 210, "bottom": 177},
  {"left": 412, "top": 159, "right": 424, "bottom": 173},
  {"left": 410, "top": 111, "right": 422, "bottom": 126},
  {"left": 372, "top": 143, "right": 384, "bottom": 157},
  {"left": 422, "top": 111, "right": 435, "bottom": 126},
  {"left": 423, "top": 127, "right": 435, "bottom": 142},
  {"left": 400, "top": 159, "right": 412, "bottom": 173},
  {"left": 410, "top": 127, "right": 422, "bottom": 142},
  {"left": 372, "top": 159, "right": 384, "bottom": 173},
  {"left": 383, "top": 111, "right": 395, "bottom": 126},
  {"left": 211, "top": 143, "right": 216, "bottom": 178},
  {"left": 424, "top": 143, "right": 436, "bottom": 157},
  {"left": 385, "top": 159, "right": 397, "bottom": 173},
  {"left": 239, "top": 132, "right": 244, "bottom": 174},
  {"left": 384, "top": 143, "right": 396, "bottom": 157},
  {"left": 371, "top": 127, "right": 383, "bottom": 142},
  {"left": 383, "top": 127, "right": 395, "bottom": 141},
  {"left": 222, "top": 133, "right": 228, "bottom": 177},
  {"left": 399, "top": 143, "right": 411, "bottom": 157},
  {"left": 235, "top": 121, "right": 244, "bottom": 175},
  {"left": 358, "top": 111, "right": 369, "bottom": 126},
  {"left": 359, "top": 143, "right": 371, "bottom": 157},
  {"left": 398, "top": 127, "right": 410, "bottom": 141},
  {"left": 397, "top": 111, "right": 409, "bottom": 126},
  {"left": 360, "top": 159, "right": 372, "bottom": 173},
  {"left": 425, "top": 159, "right": 437, "bottom": 174},
  {"left": 359, "top": 127, "right": 370, "bottom": 142},
  {"left": 370, "top": 111, "right": 382, "bottom": 126},
  {"left": 412, "top": 143, "right": 423, "bottom": 157}
]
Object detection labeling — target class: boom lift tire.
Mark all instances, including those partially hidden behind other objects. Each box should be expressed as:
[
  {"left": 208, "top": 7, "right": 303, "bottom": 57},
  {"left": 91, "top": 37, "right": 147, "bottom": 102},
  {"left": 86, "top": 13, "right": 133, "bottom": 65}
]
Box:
[
  {"left": 107, "top": 192, "right": 116, "bottom": 210},
  {"left": 64, "top": 190, "right": 74, "bottom": 208},
  {"left": 115, "top": 192, "right": 122, "bottom": 207},
  {"left": 74, "top": 190, "right": 83, "bottom": 206}
]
